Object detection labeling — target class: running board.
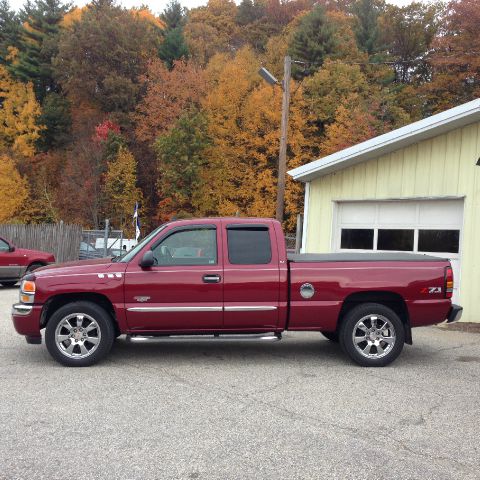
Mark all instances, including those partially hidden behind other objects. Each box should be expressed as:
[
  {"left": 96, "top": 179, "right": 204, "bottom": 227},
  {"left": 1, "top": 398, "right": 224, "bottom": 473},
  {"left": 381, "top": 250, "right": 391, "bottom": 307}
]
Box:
[{"left": 126, "top": 333, "right": 282, "bottom": 343}]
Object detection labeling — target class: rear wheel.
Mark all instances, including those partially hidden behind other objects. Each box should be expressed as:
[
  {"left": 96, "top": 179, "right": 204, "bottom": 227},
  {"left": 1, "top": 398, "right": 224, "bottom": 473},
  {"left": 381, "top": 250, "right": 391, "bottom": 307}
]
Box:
[
  {"left": 320, "top": 331, "right": 339, "bottom": 342},
  {"left": 45, "top": 301, "right": 115, "bottom": 367},
  {"left": 339, "top": 303, "right": 405, "bottom": 367}
]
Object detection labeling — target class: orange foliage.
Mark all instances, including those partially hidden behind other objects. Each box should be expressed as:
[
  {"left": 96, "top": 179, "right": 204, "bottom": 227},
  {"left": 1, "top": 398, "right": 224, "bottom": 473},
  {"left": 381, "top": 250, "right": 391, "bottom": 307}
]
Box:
[{"left": 134, "top": 59, "right": 208, "bottom": 144}]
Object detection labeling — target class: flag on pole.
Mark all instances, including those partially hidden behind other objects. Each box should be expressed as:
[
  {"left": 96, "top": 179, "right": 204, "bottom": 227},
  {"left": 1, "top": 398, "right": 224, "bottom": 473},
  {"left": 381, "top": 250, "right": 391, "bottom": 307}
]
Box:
[{"left": 133, "top": 202, "right": 141, "bottom": 242}]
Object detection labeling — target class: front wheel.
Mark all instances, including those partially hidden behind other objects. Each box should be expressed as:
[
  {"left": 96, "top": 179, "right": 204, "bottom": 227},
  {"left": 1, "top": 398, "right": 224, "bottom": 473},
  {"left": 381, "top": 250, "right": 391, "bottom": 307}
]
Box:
[
  {"left": 339, "top": 303, "right": 405, "bottom": 367},
  {"left": 45, "top": 301, "right": 115, "bottom": 367}
]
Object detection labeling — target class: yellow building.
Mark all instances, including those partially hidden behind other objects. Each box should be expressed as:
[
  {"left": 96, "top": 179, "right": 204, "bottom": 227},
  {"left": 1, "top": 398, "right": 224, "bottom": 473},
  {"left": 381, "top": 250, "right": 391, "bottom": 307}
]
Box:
[{"left": 289, "top": 99, "right": 480, "bottom": 323}]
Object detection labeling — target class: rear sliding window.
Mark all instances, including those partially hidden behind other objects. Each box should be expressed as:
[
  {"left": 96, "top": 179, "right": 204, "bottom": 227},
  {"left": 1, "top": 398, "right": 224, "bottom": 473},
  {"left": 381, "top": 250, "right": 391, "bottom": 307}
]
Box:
[{"left": 227, "top": 226, "right": 272, "bottom": 264}]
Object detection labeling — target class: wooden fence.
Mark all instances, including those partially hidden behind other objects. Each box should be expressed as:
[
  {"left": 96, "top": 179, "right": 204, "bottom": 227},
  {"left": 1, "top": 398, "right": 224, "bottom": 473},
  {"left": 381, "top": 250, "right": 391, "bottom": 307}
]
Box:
[{"left": 0, "top": 223, "right": 83, "bottom": 263}]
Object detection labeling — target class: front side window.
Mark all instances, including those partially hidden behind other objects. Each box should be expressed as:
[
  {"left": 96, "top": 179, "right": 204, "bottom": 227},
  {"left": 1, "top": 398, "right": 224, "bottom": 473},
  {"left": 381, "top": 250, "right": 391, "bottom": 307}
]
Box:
[
  {"left": 0, "top": 239, "right": 10, "bottom": 252},
  {"left": 227, "top": 226, "right": 272, "bottom": 264},
  {"left": 152, "top": 228, "right": 217, "bottom": 266}
]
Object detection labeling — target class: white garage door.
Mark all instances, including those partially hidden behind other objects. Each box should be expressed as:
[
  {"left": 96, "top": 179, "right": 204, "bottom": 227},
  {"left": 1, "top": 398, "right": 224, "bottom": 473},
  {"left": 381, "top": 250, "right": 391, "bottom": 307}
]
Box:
[{"left": 334, "top": 199, "right": 464, "bottom": 302}]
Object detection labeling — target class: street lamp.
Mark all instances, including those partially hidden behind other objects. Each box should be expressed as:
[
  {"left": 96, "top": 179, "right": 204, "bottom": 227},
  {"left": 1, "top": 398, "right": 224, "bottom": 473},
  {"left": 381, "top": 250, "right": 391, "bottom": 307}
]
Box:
[{"left": 258, "top": 56, "right": 292, "bottom": 223}]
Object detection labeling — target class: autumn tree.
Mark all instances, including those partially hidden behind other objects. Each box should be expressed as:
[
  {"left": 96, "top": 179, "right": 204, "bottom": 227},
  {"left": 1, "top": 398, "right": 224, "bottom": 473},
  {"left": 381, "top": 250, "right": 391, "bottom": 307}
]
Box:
[
  {"left": 379, "top": 2, "right": 440, "bottom": 83},
  {"left": 0, "top": 65, "right": 42, "bottom": 157},
  {"left": 320, "top": 103, "right": 376, "bottom": 155},
  {"left": 134, "top": 59, "right": 208, "bottom": 144},
  {"left": 104, "top": 146, "right": 143, "bottom": 234},
  {"left": 199, "top": 47, "right": 315, "bottom": 228},
  {"left": 184, "top": 0, "right": 239, "bottom": 65},
  {"left": 422, "top": 0, "right": 480, "bottom": 113},
  {"left": 54, "top": 0, "right": 162, "bottom": 115},
  {"left": 0, "top": 154, "right": 29, "bottom": 222}
]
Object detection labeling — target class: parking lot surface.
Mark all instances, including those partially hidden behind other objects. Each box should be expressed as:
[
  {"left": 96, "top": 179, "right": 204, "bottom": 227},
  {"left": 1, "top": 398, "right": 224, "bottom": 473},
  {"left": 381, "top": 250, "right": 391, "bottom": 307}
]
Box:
[{"left": 1, "top": 286, "right": 479, "bottom": 480}]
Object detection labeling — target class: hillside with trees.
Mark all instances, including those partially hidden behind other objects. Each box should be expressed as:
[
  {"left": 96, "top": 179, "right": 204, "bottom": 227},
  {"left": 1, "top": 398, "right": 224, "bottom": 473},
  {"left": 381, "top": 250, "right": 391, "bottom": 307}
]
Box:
[{"left": 0, "top": 0, "right": 478, "bottom": 233}]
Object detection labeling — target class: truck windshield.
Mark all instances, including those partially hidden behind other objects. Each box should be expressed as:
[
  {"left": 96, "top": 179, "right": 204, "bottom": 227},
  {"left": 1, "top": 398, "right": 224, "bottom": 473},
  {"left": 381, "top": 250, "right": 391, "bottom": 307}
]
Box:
[{"left": 116, "top": 224, "right": 168, "bottom": 263}]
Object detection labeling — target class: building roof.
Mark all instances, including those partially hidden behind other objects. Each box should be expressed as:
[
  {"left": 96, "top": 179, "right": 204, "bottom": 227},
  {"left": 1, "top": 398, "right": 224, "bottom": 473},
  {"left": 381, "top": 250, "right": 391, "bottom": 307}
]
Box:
[{"left": 288, "top": 98, "right": 480, "bottom": 183}]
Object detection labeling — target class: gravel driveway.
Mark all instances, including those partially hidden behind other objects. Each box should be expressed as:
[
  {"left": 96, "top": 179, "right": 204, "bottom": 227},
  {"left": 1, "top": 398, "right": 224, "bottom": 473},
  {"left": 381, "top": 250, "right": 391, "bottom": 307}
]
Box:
[{"left": 1, "top": 286, "right": 479, "bottom": 480}]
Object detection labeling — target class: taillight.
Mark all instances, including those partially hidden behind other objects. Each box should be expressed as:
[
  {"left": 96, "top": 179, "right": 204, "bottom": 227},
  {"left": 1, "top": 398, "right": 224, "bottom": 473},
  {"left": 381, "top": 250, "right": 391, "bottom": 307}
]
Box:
[{"left": 445, "top": 266, "right": 454, "bottom": 299}]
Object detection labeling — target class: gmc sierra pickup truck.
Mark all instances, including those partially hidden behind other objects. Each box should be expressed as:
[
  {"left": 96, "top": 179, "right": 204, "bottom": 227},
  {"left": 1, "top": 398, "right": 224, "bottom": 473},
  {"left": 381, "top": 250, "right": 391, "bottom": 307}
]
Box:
[
  {"left": 0, "top": 236, "right": 55, "bottom": 287},
  {"left": 11, "top": 218, "right": 462, "bottom": 367}
]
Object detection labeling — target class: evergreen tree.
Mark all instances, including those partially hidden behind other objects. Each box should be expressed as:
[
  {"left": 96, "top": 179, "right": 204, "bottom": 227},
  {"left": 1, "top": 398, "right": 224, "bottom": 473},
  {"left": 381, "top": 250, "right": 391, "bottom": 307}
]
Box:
[
  {"left": 159, "top": 1, "right": 189, "bottom": 68},
  {"left": 352, "top": 0, "right": 384, "bottom": 55},
  {"left": 158, "top": 27, "right": 189, "bottom": 68},
  {"left": 236, "top": 0, "right": 265, "bottom": 26},
  {"left": 36, "top": 92, "right": 71, "bottom": 150},
  {"left": 160, "top": 0, "right": 185, "bottom": 30},
  {"left": 10, "top": 0, "right": 70, "bottom": 102},
  {"left": 155, "top": 110, "right": 210, "bottom": 220},
  {"left": 288, "top": 6, "right": 338, "bottom": 79},
  {"left": 0, "top": 0, "right": 20, "bottom": 66}
]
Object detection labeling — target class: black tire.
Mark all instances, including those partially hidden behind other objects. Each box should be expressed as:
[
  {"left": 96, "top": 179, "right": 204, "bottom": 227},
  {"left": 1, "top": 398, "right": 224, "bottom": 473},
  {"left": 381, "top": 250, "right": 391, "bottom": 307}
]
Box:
[
  {"left": 1, "top": 281, "right": 17, "bottom": 287},
  {"left": 320, "top": 331, "right": 339, "bottom": 342},
  {"left": 26, "top": 262, "right": 45, "bottom": 274},
  {"left": 45, "top": 301, "right": 115, "bottom": 367},
  {"left": 339, "top": 303, "right": 405, "bottom": 367}
]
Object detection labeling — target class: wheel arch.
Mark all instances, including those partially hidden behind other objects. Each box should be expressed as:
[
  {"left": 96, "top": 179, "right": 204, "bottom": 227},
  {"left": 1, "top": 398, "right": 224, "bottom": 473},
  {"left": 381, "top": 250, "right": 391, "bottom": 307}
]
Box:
[
  {"left": 40, "top": 292, "right": 120, "bottom": 335},
  {"left": 338, "top": 291, "right": 412, "bottom": 345},
  {"left": 26, "top": 260, "right": 47, "bottom": 271}
]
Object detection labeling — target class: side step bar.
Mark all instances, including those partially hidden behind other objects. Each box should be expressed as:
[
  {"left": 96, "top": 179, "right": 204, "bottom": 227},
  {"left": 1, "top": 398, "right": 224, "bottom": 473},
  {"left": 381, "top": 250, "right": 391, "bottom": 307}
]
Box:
[{"left": 126, "top": 333, "right": 282, "bottom": 343}]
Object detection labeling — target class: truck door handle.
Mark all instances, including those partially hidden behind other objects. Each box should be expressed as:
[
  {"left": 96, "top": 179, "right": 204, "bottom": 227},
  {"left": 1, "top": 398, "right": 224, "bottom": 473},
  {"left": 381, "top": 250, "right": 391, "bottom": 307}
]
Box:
[{"left": 203, "top": 274, "right": 221, "bottom": 283}]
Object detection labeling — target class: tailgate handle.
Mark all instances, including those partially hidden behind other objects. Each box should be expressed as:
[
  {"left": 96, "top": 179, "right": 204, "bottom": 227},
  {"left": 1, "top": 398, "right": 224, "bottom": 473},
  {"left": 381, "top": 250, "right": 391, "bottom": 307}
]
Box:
[{"left": 203, "top": 274, "right": 221, "bottom": 283}]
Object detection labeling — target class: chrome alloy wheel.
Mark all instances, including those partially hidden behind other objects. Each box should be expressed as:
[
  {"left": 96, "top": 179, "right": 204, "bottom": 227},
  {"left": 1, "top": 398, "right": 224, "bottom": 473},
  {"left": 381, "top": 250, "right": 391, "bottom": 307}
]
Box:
[
  {"left": 352, "top": 314, "right": 396, "bottom": 359},
  {"left": 54, "top": 313, "right": 102, "bottom": 359}
]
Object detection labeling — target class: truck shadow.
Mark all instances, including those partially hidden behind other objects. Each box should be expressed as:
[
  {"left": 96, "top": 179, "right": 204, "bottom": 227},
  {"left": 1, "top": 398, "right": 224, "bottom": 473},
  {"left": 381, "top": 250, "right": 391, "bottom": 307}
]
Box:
[{"left": 109, "top": 336, "right": 351, "bottom": 367}]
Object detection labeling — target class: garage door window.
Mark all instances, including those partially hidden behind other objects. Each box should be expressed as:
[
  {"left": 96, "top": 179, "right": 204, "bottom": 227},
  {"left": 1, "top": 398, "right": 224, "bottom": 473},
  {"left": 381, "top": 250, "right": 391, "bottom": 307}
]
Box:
[
  {"left": 418, "top": 230, "right": 460, "bottom": 254},
  {"left": 377, "top": 229, "right": 414, "bottom": 251},
  {"left": 340, "top": 229, "right": 373, "bottom": 249}
]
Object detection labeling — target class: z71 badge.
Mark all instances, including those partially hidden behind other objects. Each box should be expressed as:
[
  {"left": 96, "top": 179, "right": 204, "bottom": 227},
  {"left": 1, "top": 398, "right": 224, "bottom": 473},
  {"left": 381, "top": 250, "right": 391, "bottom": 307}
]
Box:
[{"left": 420, "top": 287, "right": 442, "bottom": 294}]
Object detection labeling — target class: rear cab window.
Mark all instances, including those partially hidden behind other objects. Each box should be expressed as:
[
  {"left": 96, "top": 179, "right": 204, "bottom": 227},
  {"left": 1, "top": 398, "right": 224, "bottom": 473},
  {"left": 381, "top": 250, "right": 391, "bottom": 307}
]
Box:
[
  {"left": 226, "top": 224, "right": 273, "bottom": 265},
  {"left": 227, "top": 224, "right": 272, "bottom": 265}
]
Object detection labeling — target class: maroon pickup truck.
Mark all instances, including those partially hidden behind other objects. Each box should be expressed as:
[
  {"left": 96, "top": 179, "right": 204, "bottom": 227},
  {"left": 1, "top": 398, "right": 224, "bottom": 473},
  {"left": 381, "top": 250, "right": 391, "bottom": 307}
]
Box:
[
  {"left": 11, "top": 218, "right": 462, "bottom": 367},
  {"left": 0, "top": 236, "right": 55, "bottom": 287}
]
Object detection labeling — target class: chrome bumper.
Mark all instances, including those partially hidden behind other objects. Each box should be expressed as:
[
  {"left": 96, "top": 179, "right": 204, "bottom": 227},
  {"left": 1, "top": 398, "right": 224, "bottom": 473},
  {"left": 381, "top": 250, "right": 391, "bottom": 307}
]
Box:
[
  {"left": 446, "top": 304, "right": 463, "bottom": 323},
  {"left": 12, "top": 304, "right": 33, "bottom": 316}
]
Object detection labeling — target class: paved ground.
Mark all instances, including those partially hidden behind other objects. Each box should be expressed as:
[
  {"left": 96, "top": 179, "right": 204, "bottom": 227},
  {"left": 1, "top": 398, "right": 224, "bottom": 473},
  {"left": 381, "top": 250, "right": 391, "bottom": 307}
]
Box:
[{"left": 1, "top": 286, "right": 479, "bottom": 480}]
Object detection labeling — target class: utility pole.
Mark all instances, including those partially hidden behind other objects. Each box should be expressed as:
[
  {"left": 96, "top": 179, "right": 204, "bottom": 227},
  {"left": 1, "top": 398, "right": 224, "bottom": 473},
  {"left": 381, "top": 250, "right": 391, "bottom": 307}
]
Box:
[
  {"left": 258, "top": 55, "right": 292, "bottom": 223},
  {"left": 276, "top": 56, "right": 291, "bottom": 223}
]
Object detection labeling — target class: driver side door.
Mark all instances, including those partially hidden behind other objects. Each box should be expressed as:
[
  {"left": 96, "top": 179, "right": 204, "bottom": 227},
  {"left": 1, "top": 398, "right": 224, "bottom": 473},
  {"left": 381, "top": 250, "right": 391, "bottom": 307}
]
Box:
[{"left": 124, "top": 224, "right": 223, "bottom": 331}]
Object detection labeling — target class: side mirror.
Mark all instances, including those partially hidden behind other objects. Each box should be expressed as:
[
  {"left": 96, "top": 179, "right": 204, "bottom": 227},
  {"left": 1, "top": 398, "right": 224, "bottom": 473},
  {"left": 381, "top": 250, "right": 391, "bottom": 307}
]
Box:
[
  {"left": 139, "top": 250, "right": 154, "bottom": 268},
  {"left": 9, "top": 245, "right": 15, "bottom": 252}
]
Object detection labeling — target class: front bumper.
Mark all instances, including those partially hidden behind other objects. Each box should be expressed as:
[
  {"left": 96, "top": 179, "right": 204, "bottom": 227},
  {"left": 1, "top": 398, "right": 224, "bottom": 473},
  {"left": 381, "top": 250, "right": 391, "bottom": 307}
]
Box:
[
  {"left": 446, "top": 304, "right": 463, "bottom": 323},
  {"left": 11, "top": 303, "right": 43, "bottom": 342}
]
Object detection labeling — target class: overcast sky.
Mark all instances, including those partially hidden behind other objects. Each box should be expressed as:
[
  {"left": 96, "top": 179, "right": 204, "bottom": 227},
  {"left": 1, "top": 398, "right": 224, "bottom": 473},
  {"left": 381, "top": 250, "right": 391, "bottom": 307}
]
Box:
[{"left": 9, "top": 0, "right": 428, "bottom": 14}]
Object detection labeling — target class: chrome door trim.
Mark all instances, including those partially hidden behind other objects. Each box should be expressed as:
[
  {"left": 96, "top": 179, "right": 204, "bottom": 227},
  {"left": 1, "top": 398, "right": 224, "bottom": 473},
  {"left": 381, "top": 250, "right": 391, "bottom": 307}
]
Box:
[
  {"left": 127, "top": 306, "right": 223, "bottom": 312},
  {"left": 224, "top": 306, "right": 277, "bottom": 312},
  {"left": 127, "top": 306, "right": 277, "bottom": 313}
]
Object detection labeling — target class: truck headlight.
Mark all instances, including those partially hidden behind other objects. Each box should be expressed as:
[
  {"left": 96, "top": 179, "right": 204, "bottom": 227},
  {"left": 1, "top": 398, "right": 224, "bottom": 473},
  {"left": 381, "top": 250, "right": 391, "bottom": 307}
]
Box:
[{"left": 20, "top": 280, "right": 36, "bottom": 304}]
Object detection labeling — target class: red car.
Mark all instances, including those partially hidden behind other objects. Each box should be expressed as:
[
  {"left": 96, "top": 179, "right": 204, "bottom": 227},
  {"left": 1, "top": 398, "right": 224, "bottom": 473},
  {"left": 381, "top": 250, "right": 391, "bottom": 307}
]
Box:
[
  {"left": 11, "top": 218, "right": 461, "bottom": 367},
  {"left": 0, "top": 237, "right": 55, "bottom": 287}
]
